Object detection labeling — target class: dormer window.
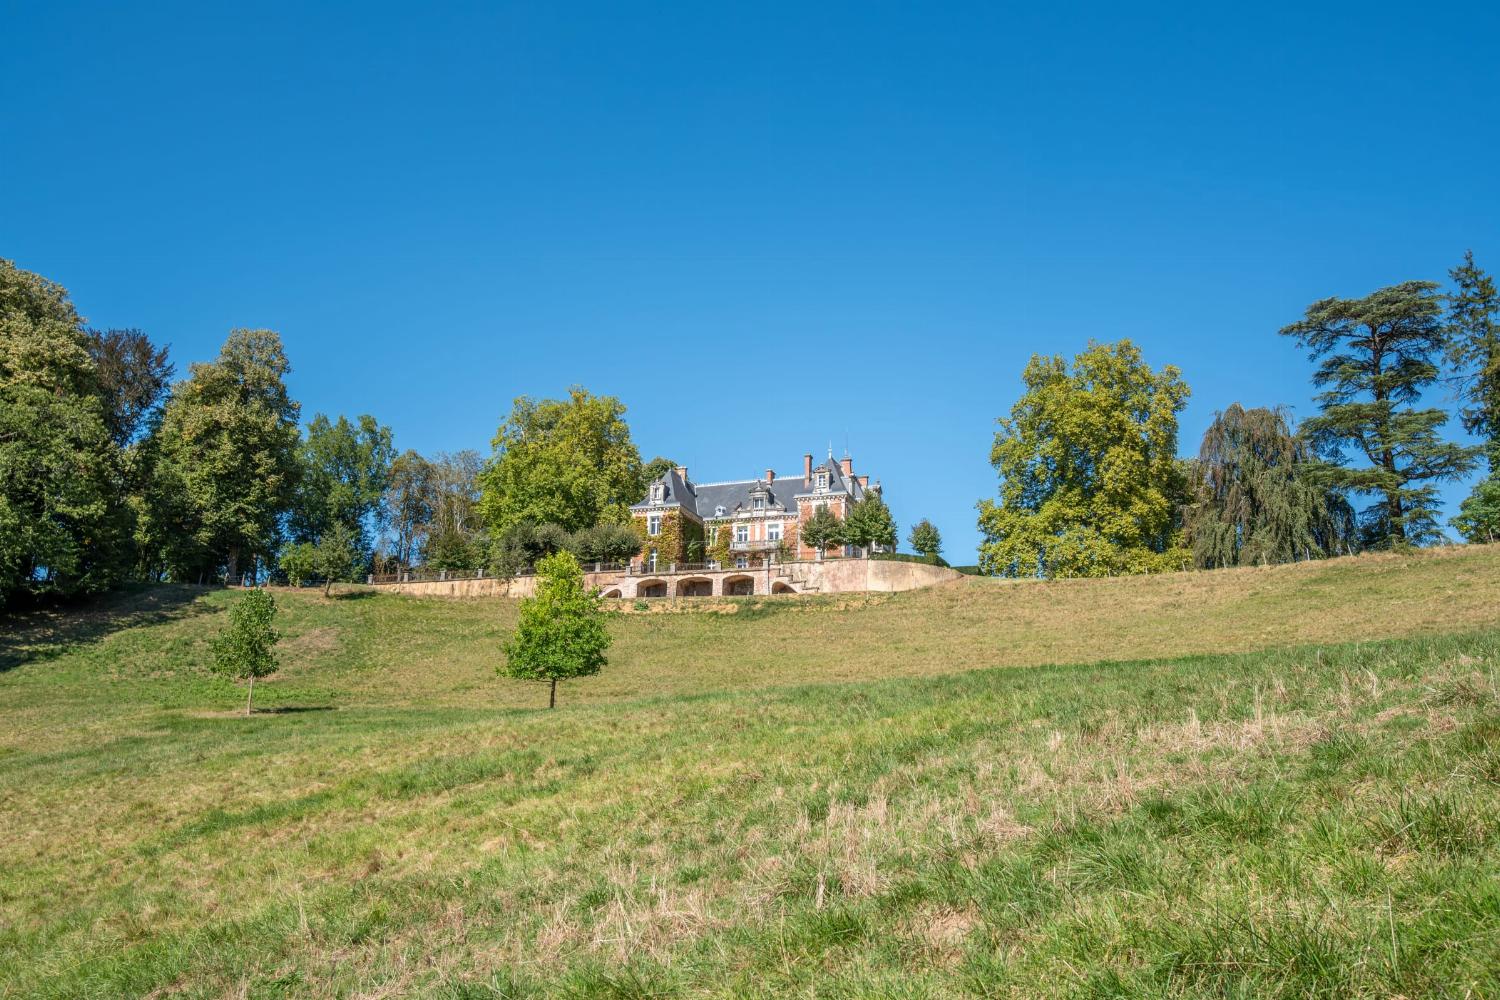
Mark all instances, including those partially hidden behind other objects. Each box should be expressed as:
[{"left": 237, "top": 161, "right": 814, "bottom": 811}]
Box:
[
  {"left": 815, "top": 471, "right": 829, "bottom": 492},
  {"left": 753, "top": 495, "right": 765, "bottom": 509},
  {"left": 714, "top": 505, "right": 726, "bottom": 517},
  {"left": 650, "top": 483, "right": 664, "bottom": 503}
]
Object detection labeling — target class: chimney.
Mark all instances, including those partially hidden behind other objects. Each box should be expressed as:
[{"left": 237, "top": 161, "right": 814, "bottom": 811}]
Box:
[
  {"left": 858, "top": 475, "right": 869, "bottom": 488},
  {"left": 765, "top": 468, "right": 775, "bottom": 484},
  {"left": 803, "top": 454, "right": 813, "bottom": 482},
  {"left": 674, "top": 465, "right": 687, "bottom": 482},
  {"left": 840, "top": 456, "right": 853, "bottom": 477}
]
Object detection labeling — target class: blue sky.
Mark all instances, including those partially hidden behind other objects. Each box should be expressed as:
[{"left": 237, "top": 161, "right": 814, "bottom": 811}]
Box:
[{"left": 5, "top": 2, "right": 1497, "bottom": 561}]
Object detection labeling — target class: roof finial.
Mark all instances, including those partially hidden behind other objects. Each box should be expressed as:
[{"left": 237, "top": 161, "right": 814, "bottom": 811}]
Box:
[{"left": 827, "top": 441, "right": 833, "bottom": 460}]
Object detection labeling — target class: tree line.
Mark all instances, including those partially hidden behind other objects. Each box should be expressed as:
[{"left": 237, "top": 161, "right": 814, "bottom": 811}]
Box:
[{"left": 977, "top": 254, "right": 1499, "bottom": 577}]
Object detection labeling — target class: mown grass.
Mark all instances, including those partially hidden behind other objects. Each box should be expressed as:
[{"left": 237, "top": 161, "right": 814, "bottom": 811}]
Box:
[{"left": 1, "top": 546, "right": 1498, "bottom": 997}]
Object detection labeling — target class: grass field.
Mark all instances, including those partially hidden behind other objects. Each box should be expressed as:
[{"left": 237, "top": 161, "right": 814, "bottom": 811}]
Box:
[{"left": 2, "top": 546, "right": 1498, "bottom": 997}]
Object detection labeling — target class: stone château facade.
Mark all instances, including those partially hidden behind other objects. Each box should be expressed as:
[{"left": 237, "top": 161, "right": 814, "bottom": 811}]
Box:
[{"left": 629, "top": 452, "right": 879, "bottom": 573}]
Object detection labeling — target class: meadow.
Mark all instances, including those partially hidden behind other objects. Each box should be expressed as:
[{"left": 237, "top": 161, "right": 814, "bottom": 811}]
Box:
[{"left": 1, "top": 545, "right": 1498, "bottom": 998}]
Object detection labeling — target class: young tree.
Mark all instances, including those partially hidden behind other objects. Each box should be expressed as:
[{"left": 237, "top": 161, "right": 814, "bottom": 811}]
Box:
[
  {"left": 312, "top": 522, "right": 366, "bottom": 596},
  {"left": 800, "top": 506, "right": 845, "bottom": 560},
  {"left": 477, "top": 389, "right": 645, "bottom": 535},
  {"left": 0, "top": 259, "right": 126, "bottom": 603},
  {"left": 1452, "top": 478, "right": 1500, "bottom": 543},
  {"left": 908, "top": 519, "right": 943, "bottom": 562},
  {"left": 977, "top": 340, "right": 1190, "bottom": 578},
  {"left": 154, "top": 329, "right": 301, "bottom": 582},
  {"left": 289, "top": 413, "right": 394, "bottom": 553},
  {"left": 211, "top": 588, "right": 280, "bottom": 715},
  {"left": 501, "top": 550, "right": 610, "bottom": 708},
  {"left": 1183, "top": 404, "right": 1357, "bottom": 568},
  {"left": 1280, "top": 282, "right": 1479, "bottom": 546},
  {"left": 844, "top": 493, "right": 897, "bottom": 554}
]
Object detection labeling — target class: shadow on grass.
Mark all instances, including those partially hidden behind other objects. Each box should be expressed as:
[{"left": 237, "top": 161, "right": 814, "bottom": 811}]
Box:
[
  {"left": 255, "top": 705, "right": 336, "bottom": 714},
  {"left": 0, "top": 585, "right": 218, "bottom": 673}
]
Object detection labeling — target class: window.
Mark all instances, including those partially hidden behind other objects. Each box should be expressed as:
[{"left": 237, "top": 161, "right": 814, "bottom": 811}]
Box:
[
  {"left": 767, "top": 521, "right": 782, "bottom": 542},
  {"left": 647, "top": 548, "right": 657, "bottom": 571},
  {"left": 815, "top": 471, "right": 828, "bottom": 491},
  {"left": 714, "top": 505, "right": 726, "bottom": 517},
  {"left": 650, "top": 483, "right": 664, "bottom": 503},
  {"left": 707, "top": 558, "right": 719, "bottom": 570},
  {"left": 707, "top": 526, "right": 718, "bottom": 544},
  {"left": 647, "top": 514, "right": 661, "bottom": 536},
  {"left": 753, "top": 495, "right": 765, "bottom": 509},
  {"left": 735, "top": 556, "right": 749, "bottom": 569},
  {"left": 734, "top": 524, "right": 749, "bottom": 544}
]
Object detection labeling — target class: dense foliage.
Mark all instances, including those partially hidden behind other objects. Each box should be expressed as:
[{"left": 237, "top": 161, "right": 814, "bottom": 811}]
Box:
[
  {"left": 501, "top": 550, "right": 611, "bottom": 708},
  {"left": 1281, "top": 282, "right": 1478, "bottom": 547},
  {"left": 152, "top": 330, "right": 303, "bottom": 582},
  {"left": 843, "top": 492, "right": 898, "bottom": 553},
  {"left": 0, "top": 260, "right": 126, "bottom": 602},
  {"left": 477, "top": 389, "right": 645, "bottom": 535},
  {"left": 977, "top": 340, "right": 1190, "bottom": 578},
  {"left": 799, "top": 505, "right": 845, "bottom": 558},
  {"left": 907, "top": 518, "right": 943, "bottom": 561},
  {"left": 1183, "top": 404, "right": 1357, "bottom": 568}
]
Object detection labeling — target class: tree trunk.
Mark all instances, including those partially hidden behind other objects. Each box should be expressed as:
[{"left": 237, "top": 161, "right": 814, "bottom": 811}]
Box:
[
  {"left": 227, "top": 545, "right": 240, "bottom": 586},
  {"left": 324, "top": 578, "right": 333, "bottom": 598},
  {"left": 549, "top": 678, "right": 557, "bottom": 709},
  {"left": 246, "top": 675, "right": 254, "bottom": 716}
]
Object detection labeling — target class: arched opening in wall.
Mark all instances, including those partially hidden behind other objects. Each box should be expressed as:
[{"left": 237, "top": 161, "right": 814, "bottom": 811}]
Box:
[
  {"left": 675, "top": 577, "right": 713, "bottom": 597},
  {"left": 600, "top": 588, "right": 622, "bottom": 599},
  {"left": 771, "top": 581, "right": 796, "bottom": 595},
  {"left": 637, "top": 580, "right": 668, "bottom": 598},
  {"left": 723, "top": 575, "right": 755, "bottom": 597}
]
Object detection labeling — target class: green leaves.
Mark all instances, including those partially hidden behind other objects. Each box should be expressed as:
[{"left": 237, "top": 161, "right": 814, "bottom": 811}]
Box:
[
  {"left": 977, "top": 339, "right": 1190, "bottom": 578},
  {"left": 210, "top": 589, "right": 280, "bottom": 683},
  {"left": 1183, "top": 404, "right": 1357, "bottom": 568},
  {"left": 800, "top": 506, "right": 845, "bottom": 557},
  {"left": 501, "top": 550, "right": 611, "bottom": 705},
  {"left": 1280, "top": 281, "right": 1480, "bottom": 546},
  {"left": 476, "top": 389, "right": 645, "bottom": 536},
  {"left": 907, "top": 519, "right": 942, "bottom": 561},
  {"left": 153, "top": 330, "right": 302, "bottom": 580},
  {"left": 843, "top": 493, "right": 897, "bottom": 552}
]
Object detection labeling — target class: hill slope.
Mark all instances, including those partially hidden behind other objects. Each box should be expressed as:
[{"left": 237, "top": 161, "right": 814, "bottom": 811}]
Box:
[{"left": 1, "top": 546, "right": 1498, "bottom": 997}]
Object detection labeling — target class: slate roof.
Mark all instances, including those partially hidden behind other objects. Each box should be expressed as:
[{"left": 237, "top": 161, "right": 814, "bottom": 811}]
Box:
[{"left": 631, "top": 458, "right": 869, "bottom": 520}]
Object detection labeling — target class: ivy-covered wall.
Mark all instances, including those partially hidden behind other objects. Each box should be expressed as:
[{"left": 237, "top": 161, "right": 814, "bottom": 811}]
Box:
[{"left": 631, "top": 509, "right": 704, "bottom": 567}]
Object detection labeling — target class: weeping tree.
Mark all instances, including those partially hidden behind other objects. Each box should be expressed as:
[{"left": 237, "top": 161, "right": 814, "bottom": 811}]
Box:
[{"left": 1184, "top": 404, "right": 1357, "bottom": 568}]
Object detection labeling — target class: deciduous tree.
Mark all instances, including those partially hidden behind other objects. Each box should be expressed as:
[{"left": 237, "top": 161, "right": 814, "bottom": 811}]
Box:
[
  {"left": 210, "top": 588, "right": 280, "bottom": 715},
  {"left": 977, "top": 340, "right": 1190, "bottom": 578},
  {"left": 383, "top": 450, "right": 435, "bottom": 569},
  {"left": 844, "top": 492, "right": 897, "bottom": 554},
  {"left": 153, "top": 330, "right": 301, "bottom": 582},
  {"left": 908, "top": 519, "right": 943, "bottom": 562},
  {"left": 1183, "top": 404, "right": 1357, "bottom": 568},
  {"left": 0, "top": 259, "right": 125, "bottom": 603},
  {"left": 800, "top": 505, "right": 845, "bottom": 560},
  {"left": 501, "top": 550, "right": 610, "bottom": 708},
  {"left": 1280, "top": 282, "right": 1478, "bottom": 546},
  {"left": 477, "top": 389, "right": 645, "bottom": 535},
  {"left": 289, "top": 413, "right": 394, "bottom": 553}
]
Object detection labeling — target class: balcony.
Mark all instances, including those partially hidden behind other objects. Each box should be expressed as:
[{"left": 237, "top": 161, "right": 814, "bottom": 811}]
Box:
[{"left": 731, "top": 537, "right": 783, "bottom": 551}]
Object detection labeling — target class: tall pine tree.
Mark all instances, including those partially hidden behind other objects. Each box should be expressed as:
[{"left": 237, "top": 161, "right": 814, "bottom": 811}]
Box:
[
  {"left": 1280, "top": 282, "right": 1478, "bottom": 546},
  {"left": 1446, "top": 252, "right": 1500, "bottom": 542}
]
